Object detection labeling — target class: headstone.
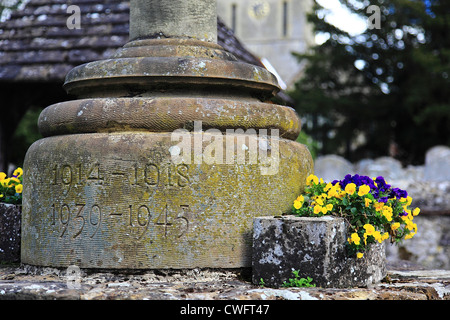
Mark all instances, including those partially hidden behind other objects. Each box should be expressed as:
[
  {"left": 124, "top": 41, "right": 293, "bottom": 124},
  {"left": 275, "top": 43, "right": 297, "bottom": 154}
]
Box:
[
  {"left": 357, "top": 156, "right": 404, "bottom": 181},
  {"left": 252, "top": 216, "right": 386, "bottom": 288},
  {"left": 385, "top": 216, "right": 450, "bottom": 269},
  {"left": 21, "top": 0, "right": 313, "bottom": 269},
  {"left": 424, "top": 145, "right": 450, "bottom": 182},
  {"left": 313, "top": 155, "right": 354, "bottom": 182},
  {"left": 354, "top": 158, "right": 374, "bottom": 176}
]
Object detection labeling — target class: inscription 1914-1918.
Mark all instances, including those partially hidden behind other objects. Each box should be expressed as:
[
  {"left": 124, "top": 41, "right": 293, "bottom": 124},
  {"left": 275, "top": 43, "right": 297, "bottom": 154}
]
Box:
[{"left": 51, "top": 162, "right": 190, "bottom": 189}]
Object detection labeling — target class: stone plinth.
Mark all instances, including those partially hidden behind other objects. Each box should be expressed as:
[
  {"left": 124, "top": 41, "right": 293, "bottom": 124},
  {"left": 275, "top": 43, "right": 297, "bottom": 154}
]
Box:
[
  {"left": 22, "top": 133, "right": 311, "bottom": 268},
  {"left": 0, "top": 203, "right": 21, "bottom": 263},
  {"left": 252, "top": 216, "right": 386, "bottom": 288}
]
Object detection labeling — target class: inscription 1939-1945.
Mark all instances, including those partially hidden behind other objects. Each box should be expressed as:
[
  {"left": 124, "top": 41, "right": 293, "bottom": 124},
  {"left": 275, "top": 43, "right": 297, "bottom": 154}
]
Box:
[{"left": 48, "top": 161, "right": 191, "bottom": 241}]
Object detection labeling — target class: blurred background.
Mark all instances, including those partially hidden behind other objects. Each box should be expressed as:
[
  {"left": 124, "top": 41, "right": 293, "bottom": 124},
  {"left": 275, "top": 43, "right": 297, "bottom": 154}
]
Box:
[{"left": 0, "top": 0, "right": 449, "bottom": 269}]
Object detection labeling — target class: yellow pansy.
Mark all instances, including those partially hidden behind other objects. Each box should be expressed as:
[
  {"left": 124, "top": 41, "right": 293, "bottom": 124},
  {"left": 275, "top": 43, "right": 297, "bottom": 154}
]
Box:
[
  {"left": 391, "top": 222, "right": 400, "bottom": 230},
  {"left": 313, "top": 205, "right": 322, "bottom": 214},
  {"left": 374, "top": 202, "right": 384, "bottom": 212},
  {"left": 406, "top": 196, "right": 412, "bottom": 206},
  {"left": 344, "top": 183, "right": 356, "bottom": 195},
  {"left": 365, "top": 198, "right": 372, "bottom": 207},
  {"left": 1, "top": 178, "right": 10, "bottom": 187},
  {"left": 405, "top": 231, "right": 416, "bottom": 240},
  {"left": 13, "top": 168, "right": 23, "bottom": 178},
  {"left": 306, "top": 174, "right": 319, "bottom": 186},
  {"left": 363, "top": 224, "right": 375, "bottom": 234},
  {"left": 350, "top": 232, "right": 361, "bottom": 245},
  {"left": 413, "top": 207, "right": 420, "bottom": 216},
  {"left": 0, "top": 172, "right": 6, "bottom": 181},
  {"left": 373, "top": 231, "right": 383, "bottom": 243},
  {"left": 363, "top": 224, "right": 375, "bottom": 240},
  {"left": 400, "top": 196, "right": 412, "bottom": 206},
  {"left": 293, "top": 200, "right": 302, "bottom": 210},
  {"left": 337, "top": 191, "right": 346, "bottom": 199},
  {"left": 327, "top": 185, "right": 341, "bottom": 198},
  {"left": 358, "top": 184, "right": 370, "bottom": 196},
  {"left": 356, "top": 252, "right": 364, "bottom": 259},
  {"left": 10, "top": 177, "right": 20, "bottom": 184},
  {"left": 382, "top": 206, "right": 393, "bottom": 222},
  {"left": 15, "top": 184, "right": 23, "bottom": 194},
  {"left": 405, "top": 220, "right": 417, "bottom": 232},
  {"left": 315, "top": 197, "right": 324, "bottom": 206},
  {"left": 326, "top": 203, "right": 333, "bottom": 211}
]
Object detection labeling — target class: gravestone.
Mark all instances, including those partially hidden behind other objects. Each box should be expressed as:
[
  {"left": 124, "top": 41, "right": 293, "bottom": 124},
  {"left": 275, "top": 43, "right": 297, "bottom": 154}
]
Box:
[
  {"left": 21, "top": 0, "right": 313, "bottom": 269},
  {"left": 314, "top": 155, "right": 354, "bottom": 182},
  {"left": 424, "top": 145, "right": 450, "bottom": 182},
  {"left": 356, "top": 157, "right": 404, "bottom": 181}
]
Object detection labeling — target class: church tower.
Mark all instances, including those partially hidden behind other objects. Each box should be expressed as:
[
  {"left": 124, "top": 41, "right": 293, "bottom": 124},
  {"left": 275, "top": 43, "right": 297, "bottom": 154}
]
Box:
[{"left": 217, "top": 0, "right": 314, "bottom": 89}]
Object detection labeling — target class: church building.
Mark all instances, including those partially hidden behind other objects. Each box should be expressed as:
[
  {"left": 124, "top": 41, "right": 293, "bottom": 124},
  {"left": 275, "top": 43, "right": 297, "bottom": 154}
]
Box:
[{"left": 217, "top": 0, "right": 314, "bottom": 89}]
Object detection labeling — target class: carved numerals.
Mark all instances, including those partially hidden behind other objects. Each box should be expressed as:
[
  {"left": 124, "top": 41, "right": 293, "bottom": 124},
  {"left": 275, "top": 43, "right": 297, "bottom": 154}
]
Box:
[
  {"left": 51, "top": 163, "right": 189, "bottom": 188},
  {"left": 48, "top": 160, "right": 192, "bottom": 241},
  {"left": 51, "top": 203, "right": 101, "bottom": 239},
  {"left": 50, "top": 203, "right": 191, "bottom": 240}
]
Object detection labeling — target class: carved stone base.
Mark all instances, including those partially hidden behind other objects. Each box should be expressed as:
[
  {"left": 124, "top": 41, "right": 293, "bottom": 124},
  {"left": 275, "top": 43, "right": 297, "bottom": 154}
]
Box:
[{"left": 22, "top": 132, "right": 312, "bottom": 269}]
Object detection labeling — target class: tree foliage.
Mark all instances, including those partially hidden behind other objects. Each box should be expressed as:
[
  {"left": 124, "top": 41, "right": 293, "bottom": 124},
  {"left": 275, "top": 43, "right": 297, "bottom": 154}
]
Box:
[{"left": 290, "top": 0, "right": 450, "bottom": 165}]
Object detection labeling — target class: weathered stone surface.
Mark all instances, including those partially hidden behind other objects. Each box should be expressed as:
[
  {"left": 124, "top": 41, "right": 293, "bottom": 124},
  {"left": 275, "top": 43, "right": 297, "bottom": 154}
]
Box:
[
  {"left": 252, "top": 216, "right": 386, "bottom": 288},
  {"left": 0, "top": 265, "right": 449, "bottom": 300},
  {"left": 424, "top": 145, "right": 450, "bottom": 182},
  {"left": 0, "top": 204, "right": 21, "bottom": 263},
  {"left": 357, "top": 156, "right": 405, "bottom": 181},
  {"left": 62, "top": 49, "right": 279, "bottom": 99},
  {"left": 130, "top": 0, "right": 217, "bottom": 42},
  {"left": 386, "top": 216, "right": 450, "bottom": 269},
  {"left": 38, "top": 97, "right": 301, "bottom": 140},
  {"left": 22, "top": 133, "right": 312, "bottom": 269},
  {"left": 314, "top": 155, "right": 354, "bottom": 182}
]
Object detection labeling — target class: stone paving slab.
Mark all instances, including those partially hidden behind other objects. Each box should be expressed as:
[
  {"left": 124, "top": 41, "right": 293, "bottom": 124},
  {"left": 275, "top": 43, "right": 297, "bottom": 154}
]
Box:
[{"left": 0, "top": 264, "right": 449, "bottom": 301}]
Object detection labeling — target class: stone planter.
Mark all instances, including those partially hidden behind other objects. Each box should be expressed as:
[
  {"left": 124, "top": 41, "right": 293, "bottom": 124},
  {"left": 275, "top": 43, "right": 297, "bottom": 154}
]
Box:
[
  {"left": 252, "top": 215, "right": 386, "bottom": 288},
  {"left": 0, "top": 203, "right": 22, "bottom": 263}
]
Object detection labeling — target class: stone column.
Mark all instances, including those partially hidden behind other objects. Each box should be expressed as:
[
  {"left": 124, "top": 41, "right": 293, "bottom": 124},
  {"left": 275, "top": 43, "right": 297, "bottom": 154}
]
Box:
[
  {"left": 21, "top": 0, "right": 313, "bottom": 269},
  {"left": 130, "top": 0, "right": 217, "bottom": 42}
]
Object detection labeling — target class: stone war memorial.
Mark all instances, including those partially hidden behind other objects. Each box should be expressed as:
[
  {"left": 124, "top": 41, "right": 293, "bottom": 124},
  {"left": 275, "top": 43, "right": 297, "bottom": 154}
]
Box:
[{"left": 21, "top": 0, "right": 313, "bottom": 269}]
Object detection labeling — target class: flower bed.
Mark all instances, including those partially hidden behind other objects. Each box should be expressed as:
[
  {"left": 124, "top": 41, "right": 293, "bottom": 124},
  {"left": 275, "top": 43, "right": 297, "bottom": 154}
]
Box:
[
  {"left": 252, "top": 173, "right": 421, "bottom": 288},
  {"left": 292, "top": 174, "right": 420, "bottom": 259},
  {"left": 0, "top": 167, "right": 23, "bottom": 205},
  {"left": 252, "top": 215, "right": 387, "bottom": 288}
]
